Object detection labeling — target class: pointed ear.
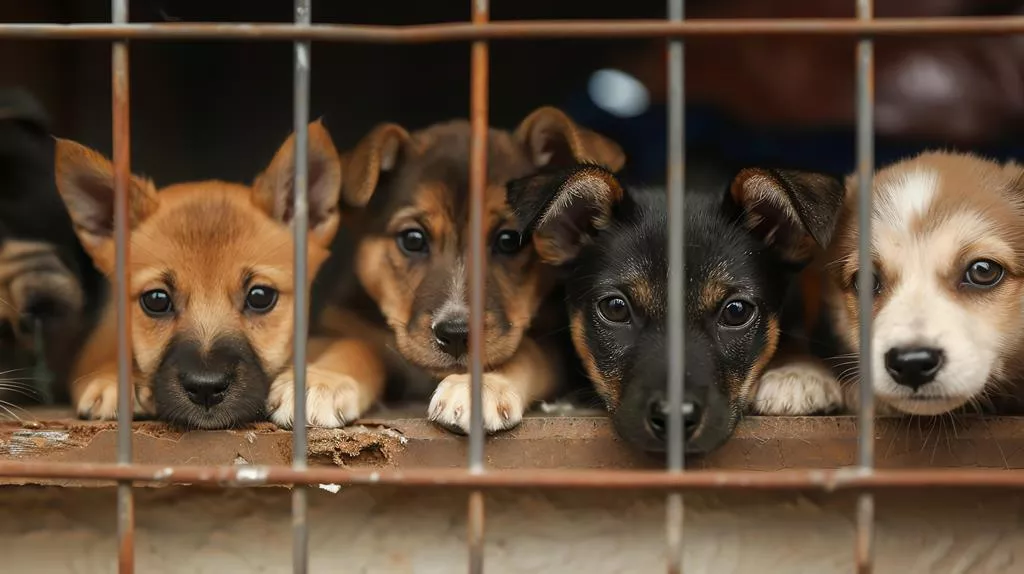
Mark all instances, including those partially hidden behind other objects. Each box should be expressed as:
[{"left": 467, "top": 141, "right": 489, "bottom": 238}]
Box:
[
  {"left": 53, "top": 137, "right": 159, "bottom": 272},
  {"left": 514, "top": 106, "right": 626, "bottom": 172},
  {"left": 729, "top": 168, "right": 845, "bottom": 264},
  {"left": 338, "top": 123, "right": 411, "bottom": 209},
  {"left": 252, "top": 119, "right": 342, "bottom": 247},
  {"left": 507, "top": 164, "right": 625, "bottom": 265}
]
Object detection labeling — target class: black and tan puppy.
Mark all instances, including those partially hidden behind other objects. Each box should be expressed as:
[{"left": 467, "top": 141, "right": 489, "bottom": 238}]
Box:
[
  {"left": 312, "top": 107, "right": 624, "bottom": 434},
  {"left": 0, "top": 89, "right": 102, "bottom": 409},
  {"left": 507, "top": 164, "right": 844, "bottom": 454},
  {"left": 55, "top": 121, "right": 361, "bottom": 429}
]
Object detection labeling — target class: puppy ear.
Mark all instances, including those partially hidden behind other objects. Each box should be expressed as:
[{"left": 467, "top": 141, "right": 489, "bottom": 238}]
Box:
[
  {"left": 53, "top": 137, "right": 159, "bottom": 272},
  {"left": 514, "top": 107, "right": 626, "bottom": 172},
  {"left": 252, "top": 119, "right": 342, "bottom": 247},
  {"left": 339, "top": 123, "right": 411, "bottom": 208},
  {"left": 508, "top": 164, "right": 625, "bottom": 265},
  {"left": 730, "top": 168, "right": 845, "bottom": 264}
]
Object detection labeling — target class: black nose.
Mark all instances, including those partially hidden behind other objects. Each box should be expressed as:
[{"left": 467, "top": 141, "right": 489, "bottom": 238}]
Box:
[
  {"left": 884, "top": 346, "right": 944, "bottom": 390},
  {"left": 179, "top": 370, "right": 230, "bottom": 408},
  {"left": 433, "top": 319, "right": 469, "bottom": 359},
  {"left": 646, "top": 398, "right": 702, "bottom": 442}
]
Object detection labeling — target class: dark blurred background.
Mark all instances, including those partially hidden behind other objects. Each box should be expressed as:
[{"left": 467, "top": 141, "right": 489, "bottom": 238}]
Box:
[{"left": 2, "top": 0, "right": 1023, "bottom": 186}]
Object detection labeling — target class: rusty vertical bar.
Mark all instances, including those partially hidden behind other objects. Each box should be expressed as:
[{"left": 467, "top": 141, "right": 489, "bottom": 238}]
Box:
[
  {"left": 467, "top": 0, "right": 490, "bottom": 573},
  {"left": 111, "top": 0, "right": 135, "bottom": 571},
  {"left": 666, "top": 0, "right": 686, "bottom": 572},
  {"left": 291, "top": 1, "right": 312, "bottom": 573},
  {"left": 854, "top": 0, "right": 876, "bottom": 572}
]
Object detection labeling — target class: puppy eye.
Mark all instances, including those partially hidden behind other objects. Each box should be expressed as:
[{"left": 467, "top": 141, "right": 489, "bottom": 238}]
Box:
[
  {"left": 139, "top": 289, "right": 173, "bottom": 317},
  {"left": 597, "top": 296, "right": 631, "bottom": 324},
  {"left": 245, "top": 285, "right": 278, "bottom": 313},
  {"left": 397, "top": 229, "right": 429, "bottom": 255},
  {"left": 718, "top": 298, "right": 756, "bottom": 328},
  {"left": 851, "top": 271, "right": 882, "bottom": 295},
  {"left": 493, "top": 230, "right": 523, "bottom": 255},
  {"left": 963, "top": 259, "right": 1004, "bottom": 288}
]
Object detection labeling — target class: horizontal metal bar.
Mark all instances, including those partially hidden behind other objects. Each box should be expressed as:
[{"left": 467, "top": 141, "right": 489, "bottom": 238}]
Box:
[
  {"left": 3, "top": 463, "right": 1024, "bottom": 490},
  {"left": 0, "top": 17, "right": 1022, "bottom": 42}
]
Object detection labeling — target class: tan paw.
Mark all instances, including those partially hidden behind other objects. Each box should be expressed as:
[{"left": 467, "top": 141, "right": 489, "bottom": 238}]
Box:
[
  {"left": 267, "top": 367, "right": 366, "bottom": 429},
  {"left": 75, "top": 376, "right": 151, "bottom": 420},
  {"left": 751, "top": 362, "right": 844, "bottom": 415},
  {"left": 428, "top": 373, "right": 525, "bottom": 434}
]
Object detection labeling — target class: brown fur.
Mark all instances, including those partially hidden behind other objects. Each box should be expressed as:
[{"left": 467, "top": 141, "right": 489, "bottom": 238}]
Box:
[
  {"left": 321, "top": 106, "right": 625, "bottom": 434},
  {"left": 56, "top": 121, "right": 374, "bottom": 429}
]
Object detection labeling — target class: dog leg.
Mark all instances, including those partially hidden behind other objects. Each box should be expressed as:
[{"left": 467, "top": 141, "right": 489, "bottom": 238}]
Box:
[
  {"left": 266, "top": 337, "right": 387, "bottom": 429},
  {"left": 428, "top": 336, "right": 558, "bottom": 434},
  {"left": 751, "top": 356, "right": 845, "bottom": 415},
  {"left": 71, "top": 364, "right": 152, "bottom": 420}
]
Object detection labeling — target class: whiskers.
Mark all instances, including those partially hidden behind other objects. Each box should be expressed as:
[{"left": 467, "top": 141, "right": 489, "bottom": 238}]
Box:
[{"left": 0, "top": 369, "right": 44, "bottom": 422}]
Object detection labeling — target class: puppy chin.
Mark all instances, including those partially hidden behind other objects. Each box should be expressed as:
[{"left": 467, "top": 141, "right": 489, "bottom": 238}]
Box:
[{"left": 158, "top": 398, "right": 265, "bottom": 430}]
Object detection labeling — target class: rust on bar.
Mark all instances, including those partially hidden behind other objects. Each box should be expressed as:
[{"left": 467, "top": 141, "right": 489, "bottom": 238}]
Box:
[
  {"left": 468, "top": 490, "right": 485, "bottom": 572},
  {"left": 3, "top": 462, "right": 1024, "bottom": 490},
  {"left": 0, "top": 18, "right": 1022, "bottom": 42},
  {"left": 467, "top": 1, "right": 490, "bottom": 573}
]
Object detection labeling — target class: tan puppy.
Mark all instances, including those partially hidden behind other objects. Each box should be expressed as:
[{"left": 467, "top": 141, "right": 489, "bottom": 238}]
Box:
[
  {"left": 56, "top": 121, "right": 378, "bottom": 429},
  {"left": 315, "top": 107, "right": 626, "bottom": 434},
  {"left": 759, "top": 151, "right": 1024, "bottom": 416}
]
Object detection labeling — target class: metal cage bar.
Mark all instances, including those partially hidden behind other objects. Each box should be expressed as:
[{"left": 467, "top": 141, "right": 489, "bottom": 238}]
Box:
[
  {"left": 1, "top": 18, "right": 1024, "bottom": 41},
  {"left": 467, "top": 0, "right": 490, "bottom": 571},
  {"left": 110, "top": 0, "right": 135, "bottom": 572},
  {"left": 290, "top": 2, "right": 313, "bottom": 573},
  {"left": 854, "top": 0, "right": 877, "bottom": 571},
  {"left": 0, "top": 6, "right": 1020, "bottom": 573},
  {"left": 665, "top": 0, "right": 687, "bottom": 571}
]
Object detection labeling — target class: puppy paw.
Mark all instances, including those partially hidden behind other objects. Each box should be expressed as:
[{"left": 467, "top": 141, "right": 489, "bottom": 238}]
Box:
[
  {"left": 267, "top": 368, "right": 366, "bottom": 429},
  {"left": 75, "top": 376, "right": 150, "bottom": 420},
  {"left": 751, "top": 362, "right": 844, "bottom": 415},
  {"left": 428, "top": 373, "right": 525, "bottom": 434}
]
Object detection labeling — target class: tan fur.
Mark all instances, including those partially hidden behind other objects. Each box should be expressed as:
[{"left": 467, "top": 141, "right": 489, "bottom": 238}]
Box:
[
  {"left": 823, "top": 151, "right": 1024, "bottom": 415},
  {"left": 570, "top": 309, "right": 619, "bottom": 409},
  {"left": 0, "top": 239, "right": 83, "bottom": 346},
  {"left": 57, "top": 122, "right": 380, "bottom": 428},
  {"left": 334, "top": 107, "right": 625, "bottom": 434}
]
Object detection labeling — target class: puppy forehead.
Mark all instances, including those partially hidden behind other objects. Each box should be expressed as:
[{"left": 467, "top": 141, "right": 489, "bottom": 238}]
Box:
[{"left": 132, "top": 183, "right": 295, "bottom": 287}]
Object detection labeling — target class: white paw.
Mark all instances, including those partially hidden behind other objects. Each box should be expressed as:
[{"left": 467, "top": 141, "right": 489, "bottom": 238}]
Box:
[
  {"left": 267, "top": 368, "right": 365, "bottom": 429},
  {"left": 75, "top": 376, "right": 151, "bottom": 420},
  {"left": 751, "top": 362, "right": 844, "bottom": 415},
  {"left": 428, "top": 373, "right": 525, "bottom": 434}
]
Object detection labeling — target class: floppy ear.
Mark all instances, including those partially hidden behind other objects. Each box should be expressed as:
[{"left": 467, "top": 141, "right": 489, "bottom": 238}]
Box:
[
  {"left": 507, "top": 164, "right": 625, "bottom": 265},
  {"left": 729, "top": 168, "right": 845, "bottom": 264},
  {"left": 252, "top": 119, "right": 342, "bottom": 248},
  {"left": 514, "top": 106, "right": 626, "bottom": 172},
  {"left": 338, "top": 123, "right": 411, "bottom": 209},
  {"left": 53, "top": 137, "right": 159, "bottom": 273}
]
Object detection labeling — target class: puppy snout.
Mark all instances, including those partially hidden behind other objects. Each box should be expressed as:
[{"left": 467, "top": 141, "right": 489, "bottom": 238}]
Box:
[
  {"left": 179, "top": 370, "right": 231, "bottom": 408},
  {"left": 433, "top": 318, "right": 469, "bottom": 359},
  {"left": 884, "top": 346, "right": 944, "bottom": 390},
  {"left": 645, "top": 396, "right": 702, "bottom": 443}
]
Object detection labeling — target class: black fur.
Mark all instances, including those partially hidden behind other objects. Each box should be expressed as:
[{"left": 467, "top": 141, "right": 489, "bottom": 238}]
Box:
[
  {"left": 152, "top": 334, "right": 270, "bottom": 429},
  {"left": 508, "top": 163, "right": 844, "bottom": 456}
]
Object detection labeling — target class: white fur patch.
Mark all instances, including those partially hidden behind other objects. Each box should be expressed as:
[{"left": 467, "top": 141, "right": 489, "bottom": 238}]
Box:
[
  {"left": 751, "top": 361, "right": 844, "bottom": 415},
  {"left": 875, "top": 169, "right": 938, "bottom": 232},
  {"left": 427, "top": 372, "right": 525, "bottom": 433}
]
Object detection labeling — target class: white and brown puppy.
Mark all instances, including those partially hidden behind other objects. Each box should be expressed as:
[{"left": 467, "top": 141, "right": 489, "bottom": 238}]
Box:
[{"left": 759, "top": 151, "right": 1024, "bottom": 416}]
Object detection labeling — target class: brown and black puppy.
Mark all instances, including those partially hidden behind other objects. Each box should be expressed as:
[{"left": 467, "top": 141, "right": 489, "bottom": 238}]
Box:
[
  {"left": 0, "top": 89, "right": 102, "bottom": 410},
  {"left": 56, "top": 121, "right": 363, "bottom": 430},
  {"left": 507, "top": 163, "right": 844, "bottom": 454},
  {"left": 314, "top": 107, "right": 624, "bottom": 434}
]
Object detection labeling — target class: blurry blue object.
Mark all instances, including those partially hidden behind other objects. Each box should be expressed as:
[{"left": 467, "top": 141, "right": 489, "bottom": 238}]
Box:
[{"left": 565, "top": 80, "right": 1024, "bottom": 185}]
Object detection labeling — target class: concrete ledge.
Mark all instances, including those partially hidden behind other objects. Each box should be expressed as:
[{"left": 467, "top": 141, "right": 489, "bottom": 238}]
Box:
[{"left": 1, "top": 408, "right": 1023, "bottom": 486}]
